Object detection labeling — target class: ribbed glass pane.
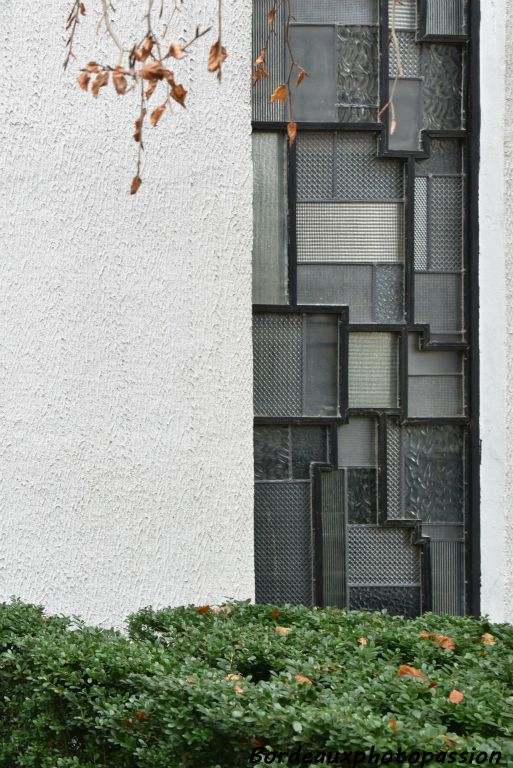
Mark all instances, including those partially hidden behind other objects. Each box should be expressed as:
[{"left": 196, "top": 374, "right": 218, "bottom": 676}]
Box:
[
  {"left": 426, "top": 0, "right": 465, "bottom": 37},
  {"left": 348, "top": 333, "right": 398, "bottom": 409},
  {"left": 338, "top": 417, "right": 377, "bottom": 467},
  {"left": 254, "top": 426, "right": 290, "bottom": 481},
  {"left": 422, "top": 45, "right": 463, "bottom": 130},
  {"left": 303, "top": 314, "right": 339, "bottom": 417},
  {"left": 423, "top": 524, "right": 465, "bottom": 615},
  {"left": 389, "top": 0, "right": 416, "bottom": 30},
  {"left": 291, "top": 426, "right": 328, "bottom": 479},
  {"left": 347, "top": 468, "right": 378, "bottom": 524},
  {"left": 388, "top": 79, "right": 422, "bottom": 151},
  {"left": 337, "top": 26, "right": 379, "bottom": 122},
  {"left": 414, "top": 273, "right": 463, "bottom": 336},
  {"left": 374, "top": 264, "right": 404, "bottom": 323},
  {"left": 320, "top": 470, "right": 347, "bottom": 608},
  {"left": 292, "top": 0, "right": 378, "bottom": 25},
  {"left": 252, "top": 0, "right": 285, "bottom": 121},
  {"left": 297, "top": 264, "right": 373, "bottom": 322},
  {"left": 288, "top": 26, "right": 337, "bottom": 122},
  {"left": 253, "top": 314, "right": 303, "bottom": 417},
  {"left": 347, "top": 526, "right": 421, "bottom": 584},
  {"left": 252, "top": 133, "right": 288, "bottom": 304}
]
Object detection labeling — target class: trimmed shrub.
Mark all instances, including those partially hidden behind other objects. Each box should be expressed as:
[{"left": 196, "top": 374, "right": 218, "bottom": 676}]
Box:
[{"left": 0, "top": 600, "right": 512, "bottom": 766}]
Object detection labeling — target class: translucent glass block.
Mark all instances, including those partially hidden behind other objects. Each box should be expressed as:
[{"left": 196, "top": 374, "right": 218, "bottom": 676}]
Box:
[
  {"left": 347, "top": 526, "right": 421, "bottom": 584},
  {"left": 253, "top": 314, "right": 303, "bottom": 417},
  {"left": 338, "top": 417, "right": 377, "bottom": 467},
  {"left": 422, "top": 524, "right": 465, "bottom": 615},
  {"left": 389, "top": 31, "right": 420, "bottom": 78},
  {"left": 430, "top": 177, "right": 463, "bottom": 271},
  {"left": 374, "top": 264, "right": 404, "bottom": 323},
  {"left": 414, "top": 273, "right": 463, "bottom": 336},
  {"left": 408, "top": 333, "right": 462, "bottom": 374},
  {"left": 252, "top": 0, "right": 285, "bottom": 121},
  {"left": 426, "top": 0, "right": 465, "bottom": 37},
  {"left": 334, "top": 133, "right": 404, "bottom": 200},
  {"left": 254, "top": 482, "right": 313, "bottom": 605},
  {"left": 252, "top": 133, "right": 288, "bottom": 305},
  {"left": 348, "top": 586, "right": 420, "bottom": 617},
  {"left": 348, "top": 333, "right": 398, "bottom": 409},
  {"left": 254, "top": 426, "right": 290, "bottom": 481},
  {"left": 337, "top": 27, "right": 379, "bottom": 123},
  {"left": 416, "top": 139, "right": 462, "bottom": 176},
  {"left": 414, "top": 177, "right": 428, "bottom": 271},
  {"left": 291, "top": 426, "right": 328, "bottom": 479},
  {"left": 408, "top": 375, "right": 464, "bottom": 418},
  {"left": 288, "top": 26, "right": 337, "bottom": 122},
  {"left": 386, "top": 420, "right": 402, "bottom": 519},
  {"left": 296, "top": 203, "right": 404, "bottom": 262},
  {"left": 388, "top": 79, "right": 422, "bottom": 152},
  {"left": 347, "top": 468, "right": 378, "bottom": 524},
  {"left": 296, "top": 133, "right": 334, "bottom": 201},
  {"left": 297, "top": 264, "right": 373, "bottom": 323},
  {"left": 403, "top": 425, "right": 465, "bottom": 522},
  {"left": 292, "top": 0, "right": 378, "bottom": 25},
  {"left": 303, "top": 314, "right": 339, "bottom": 417},
  {"left": 389, "top": 0, "right": 416, "bottom": 30},
  {"left": 320, "top": 470, "right": 347, "bottom": 608},
  {"left": 421, "top": 45, "right": 463, "bottom": 130}
]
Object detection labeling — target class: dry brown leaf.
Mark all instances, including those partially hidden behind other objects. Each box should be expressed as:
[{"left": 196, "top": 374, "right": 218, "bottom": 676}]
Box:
[
  {"left": 113, "top": 66, "right": 128, "bottom": 95},
  {"left": 419, "top": 632, "right": 456, "bottom": 651},
  {"left": 397, "top": 665, "right": 427, "bottom": 681},
  {"left": 449, "top": 689, "right": 464, "bottom": 704},
  {"left": 196, "top": 605, "right": 211, "bottom": 614},
  {"left": 389, "top": 719, "right": 398, "bottom": 733},
  {"left": 234, "top": 685, "right": 244, "bottom": 694},
  {"left": 214, "top": 605, "right": 232, "bottom": 616},
  {"left": 294, "top": 674, "right": 313, "bottom": 685},
  {"left": 171, "top": 83, "right": 187, "bottom": 107},
  {"left": 146, "top": 80, "right": 158, "bottom": 99},
  {"left": 270, "top": 609, "right": 281, "bottom": 619},
  {"left": 226, "top": 673, "right": 241, "bottom": 681},
  {"left": 358, "top": 637, "right": 368, "bottom": 646},
  {"left": 130, "top": 175, "right": 142, "bottom": 195},
  {"left": 169, "top": 41, "right": 185, "bottom": 59},
  {"left": 77, "top": 72, "right": 90, "bottom": 91},
  {"left": 208, "top": 40, "right": 228, "bottom": 73},
  {"left": 275, "top": 626, "right": 293, "bottom": 636},
  {"left": 79, "top": 2, "right": 86, "bottom": 14},
  {"left": 140, "top": 61, "right": 170, "bottom": 81},
  {"left": 271, "top": 84, "right": 287, "bottom": 103},
  {"left": 133, "top": 109, "right": 146, "bottom": 142},
  {"left": 268, "top": 8, "right": 275, "bottom": 26},
  {"left": 482, "top": 633, "right": 496, "bottom": 645},
  {"left": 252, "top": 67, "right": 269, "bottom": 83},
  {"left": 134, "top": 36, "right": 155, "bottom": 62},
  {"left": 287, "top": 121, "right": 297, "bottom": 146},
  {"left": 91, "top": 71, "right": 109, "bottom": 97},
  {"left": 255, "top": 50, "right": 265, "bottom": 66},
  {"left": 85, "top": 61, "right": 101, "bottom": 73},
  {"left": 296, "top": 69, "right": 307, "bottom": 86},
  {"left": 150, "top": 104, "right": 166, "bottom": 127}
]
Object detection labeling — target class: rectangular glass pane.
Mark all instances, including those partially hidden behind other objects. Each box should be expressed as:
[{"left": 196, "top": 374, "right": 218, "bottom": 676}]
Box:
[
  {"left": 386, "top": 420, "right": 402, "bottom": 519},
  {"left": 415, "top": 139, "right": 462, "bottom": 175},
  {"left": 374, "top": 264, "right": 404, "bottom": 322},
  {"left": 389, "top": 0, "right": 417, "bottom": 30},
  {"left": 414, "top": 273, "right": 463, "bottom": 336},
  {"left": 297, "top": 133, "right": 334, "bottom": 201},
  {"left": 347, "top": 526, "right": 421, "bottom": 584},
  {"left": 293, "top": 0, "right": 378, "bottom": 25},
  {"left": 320, "top": 470, "right": 347, "bottom": 608},
  {"left": 389, "top": 31, "right": 419, "bottom": 77},
  {"left": 408, "top": 375, "right": 464, "bottom": 418},
  {"left": 348, "top": 333, "right": 398, "bottom": 409},
  {"left": 252, "top": 0, "right": 285, "bottom": 121},
  {"left": 426, "top": 0, "right": 465, "bottom": 37},
  {"left": 430, "top": 177, "right": 463, "bottom": 271},
  {"left": 337, "top": 26, "right": 379, "bottom": 122},
  {"left": 338, "top": 417, "right": 377, "bottom": 467},
  {"left": 288, "top": 26, "right": 337, "bottom": 122},
  {"left": 349, "top": 586, "right": 421, "bottom": 617},
  {"left": 303, "top": 314, "right": 339, "bottom": 416},
  {"left": 254, "top": 426, "right": 290, "bottom": 481},
  {"left": 253, "top": 314, "right": 303, "bottom": 417},
  {"left": 291, "top": 426, "right": 328, "bottom": 479},
  {"left": 414, "top": 177, "right": 428, "bottom": 270},
  {"left": 421, "top": 45, "right": 463, "bottom": 130},
  {"left": 408, "top": 333, "right": 462, "bottom": 374},
  {"left": 298, "top": 264, "right": 373, "bottom": 322},
  {"left": 347, "top": 468, "right": 378, "bottom": 524},
  {"left": 388, "top": 79, "right": 422, "bottom": 151},
  {"left": 422, "top": 524, "right": 465, "bottom": 616},
  {"left": 252, "top": 133, "right": 288, "bottom": 304}
]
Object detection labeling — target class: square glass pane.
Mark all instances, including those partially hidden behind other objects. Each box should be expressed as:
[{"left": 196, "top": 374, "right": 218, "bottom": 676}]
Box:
[
  {"left": 337, "top": 26, "right": 379, "bottom": 122},
  {"left": 288, "top": 26, "right": 337, "bottom": 122},
  {"left": 348, "top": 333, "right": 399, "bottom": 409},
  {"left": 388, "top": 79, "right": 422, "bottom": 152},
  {"left": 338, "top": 417, "right": 377, "bottom": 467},
  {"left": 408, "top": 333, "right": 462, "bottom": 374},
  {"left": 334, "top": 133, "right": 404, "bottom": 199},
  {"left": 426, "top": 0, "right": 465, "bottom": 37},
  {"left": 389, "top": 0, "right": 417, "bottom": 30},
  {"left": 415, "top": 139, "right": 462, "bottom": 175}
]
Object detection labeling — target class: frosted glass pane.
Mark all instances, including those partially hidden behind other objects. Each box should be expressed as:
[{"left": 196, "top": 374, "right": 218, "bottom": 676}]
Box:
[
  {"left": 297, "top": 264, "right": 373, "bottom": 322},
  {"left": 408, "top": 333, "right": 461, "bottom": 374},
  {"left": 414, "top": 273, "right": 463, "bottom": 335},
  {"left": 303, "top": 314, "right": 339, "bottom": 417},
  {"left": 349, "top": 586, "right": 420, "bottom": 617},
  {"left": 388, "top": 79, "right": 422, "bottom": 151},
  {"left": 288, "top": 26, "right": 337, "bottom": 122},
  {"left": 348, "top": 333, "right": 398, "bottom": 408},
  {"left": 347, "top": 526, "right": 421, "bottom": 583},
  {"left": 408, "top": 376, "right": 464, "bottom": 418},
  {"left": 374, "top": 264, "right": 404, "bottom": 323},
  {"left": 338, "top": 417, "right": 377, "bottom": 467},
  {"left": 293, "top": 0, "right": 378, "bottom": 25}
]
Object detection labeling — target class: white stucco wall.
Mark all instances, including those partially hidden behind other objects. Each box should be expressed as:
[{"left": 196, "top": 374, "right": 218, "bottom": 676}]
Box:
[{"left": 0, "top": 0, "right": 254, "bottom": 627}]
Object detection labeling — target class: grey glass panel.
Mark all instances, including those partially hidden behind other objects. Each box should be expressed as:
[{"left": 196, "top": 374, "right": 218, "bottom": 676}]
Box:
[
  {"left": 337, "top": 26, "right": 379, "bottom": 122},
  {"left": 349, "top": 586, "right": 421, "bottom": 617},
  {"left": 291, "top": 426, "right": 328, "bottom": 479},
  {"left": 386, "top": 420, "right": 402, "bottom": 519},
  {"left": 347, "top": 526, "right": 421, "bottom": 584},
  {"left": 252, "top": 133, "right": 288, "bottom": 304},
  {"left": 347, "top": 468, "right": 377, "bottom": 524},
  {"left": 408, "top": 375, "right": 464, "bottom": 418},
  {"left": 297, "top": 133, "right": 334, "bottom": 201},
  {"left": 321, "top": 470, "right": 346, "bottom": 608},
  {"left": 389, "top": 0, "right": 416, "bottom": 30},
  {"left": 297, "top": 264, "right": 373, "bottom": 322},
  {"left": 254, "top": 482, "right": 313, "bottom": 604},
  {"left": 252, "top": 0, "right": 285, "bottom": 121},
  {"left": 430, "top": 177, "right": 463, "bottom": 271},
  {"left": 334, "top": 133, "right": 403, "bottom": 200},
  {"left": 388, "top": 79, "right": 422, "bottom": 151},
  {"left": 254, "top": 426, "right": 290, "bottom": 481},
  {"left": 292, "top": 0, "right": 378, "bottom": 25},
  {"left": 408, "top": 333, "right": 462, "bottom": 374},
  {"left": 422, "top": 45, "right": 463, "bottom": 130},
  {"left": 338, "top": 417, "right": 377, "bottom": 467},
  {"left": 423, "top": 524, "right": 464, "bottom": 616},
  {"left": 348, "top": 333, "right": 398, "bottom": 409},
  {"left": 288, "top": 26, "right": 337, "bottom": 122},
  {"left": 414, "top": 273, "right": 463, "bottom": 335},
  {"left": 297, "top": 203, "right": 403, "bottom": 262},
  {"left": 403, "top": 425, "right": 465, "bottom": 522},
  {"left": 303, "top": 314, "right": 339, "bottom": 416},
  {"left": 415, "top": 139, "right": 462, "bottom": 175},
  {"left": 374, "top": 264, "right": 404, "bottom": 323},
  {"left": 414, "top": 177, "right": 428, "bottom": 271},
  {"left": 389, "top": 31, "right": 419, "bottom": 77},
  {"left": 426, "top": 0, "right": 465, "bottom": 37},
  {"left": 253, "top": 314, "right": 303, "bottom": 417}
]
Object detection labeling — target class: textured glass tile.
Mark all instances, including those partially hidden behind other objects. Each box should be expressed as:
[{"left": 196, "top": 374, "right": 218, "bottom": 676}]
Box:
[
  {"left": 291, "top": 426, "right": 328, "bottom": 479},
  {"left": 389, "top": 31, "right": 420, "bottom": 77},
  {"left": 321, "top": 470, "right": 347, "bottom": 608},
  {"left": 252, "top": 133, "right": 288, "bottom": 304},
  {"left": 423, "top": 524, "right": 464, "bottom": 616},
  {"left": 408, "top": 333, "right": 462, "bottom": 374},
  {"left": 254, "top": 482, "right": 313, "bottom": 605},
  {"left": 374, "top": 264, "right": 404, "bottom": 323},
  {"left": 414, "top": 177, "right": 428, "bottom": 270},
  {"left": 297, "top": 133, "right": 334, "bottom": 201},
  {"left": 347, "top": 526, "right": 421, "bottom": 584},
  {"left": 414, "top": 273, "right": 463, "bottom": 335},
  {"left": 348, "top": 586, "right": 421, "bottom": 617},
  {"left": 408, "top": 375, "right": 464, "bottom": 418},
  {"left": 337, "top": 27, "right": 379, "bottom": 123},
  {"left": 252, "top": 0, "right": 285, "bottom": 121},
  {"left": 348, "top": 333, "right": 398, "bottom": 409},
  {"left": 415, "top": 139, "right": 462, "bottom": 176},
  {"left": 292, "top": 0, "right": 378, "bottom": 25},
  {"left": 253, "top": 314, "right": 303, "bottom": 417},
  {"left": 403, "top": 425, "right": 465, "bottom": 522},
  {"left": 338, "top": 417, "right": 377, "bottom": 467},
  {"left": 421, "top": 45, "right": 463, "bottom": 130},
  {"left": 347, "top": 468, "right": 378, "bottom": 524},
  {"left": 254, "top": 426, "right": 290, "bottom": 481},
  {"left": 297, "top": 264, "right": 373, "bottom": 323},
  {"left": 334, "top": 133, "right": 404, "bottom": 200},
  {"left": 386, "top": 420, "right": 402, "bottom": 519},
  {"left": 303, "top": 314, "right": 339, "bottom": 417},
  {"left": 430, "top": 177, "right": 463, "bottom": 271},
  {"left": 388, "top": 79, "right": 422, "bottom": 151},
  {"left": 297, "top": 203, "right": 404, "bottom": 262},
  {"left": 426, "top": 0, "right": 465, "bottom": 37},
  {"left": 389, "top": 0, "right": 416, "bottom": 30},
  {"left": 288, "top": 26, "right": 337, "bottom": 122}
]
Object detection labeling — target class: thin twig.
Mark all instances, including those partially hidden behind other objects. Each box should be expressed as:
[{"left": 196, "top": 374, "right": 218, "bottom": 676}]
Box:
[{"left": 100, "top": 0, "right": 127, "bottom": 53}]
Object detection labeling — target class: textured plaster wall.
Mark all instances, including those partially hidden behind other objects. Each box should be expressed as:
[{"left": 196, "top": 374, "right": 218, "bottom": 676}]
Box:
[{"left": 0, "top": 0, "right": 254, "bottom": 627}]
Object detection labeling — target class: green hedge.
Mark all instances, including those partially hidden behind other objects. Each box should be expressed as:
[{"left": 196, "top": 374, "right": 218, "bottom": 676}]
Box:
[{"left": 0, "top": 600, "right": 512, "bottom": 767}]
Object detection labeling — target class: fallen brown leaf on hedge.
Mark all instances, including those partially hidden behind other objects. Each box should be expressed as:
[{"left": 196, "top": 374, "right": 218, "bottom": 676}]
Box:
[
  {"left": 482, "top": 633, "right": 496, "bottom": 645},
  {"left": 389, "top": 719, "right": 398, "bottom": 732},
  {"left": 226, "top": 674, "right": 241, "bottom": 681},
  {"left": 275, "top": 626, "right": 292, "bottom": 636},
  {"left": 419, "top": 632, "right": 455, "bottom": 650},
  {"left": 196, "top": 605, "right": 211, "bottom": 614},
  {"left": 449, "top": 689, "right": 464, "bottom": 704},
  {"left": 294, "top": 674, "right": 313, "bottom": 685},
  {"left": 358, "top": 637, "right": 368, "bottom": 646},
  {"left": 397, "top": 665, "right": 427, "bottom": 681}
]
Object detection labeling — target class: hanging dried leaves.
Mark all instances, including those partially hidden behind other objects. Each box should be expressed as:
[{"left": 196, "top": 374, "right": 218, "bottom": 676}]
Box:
[
  {"left": 287, "top": 121, "right": 297, "bottom": 146},
  {"left": 113, "top": 66, "right": 128, "bottom": 95},
  {"left": 296, "top": 69, "right": 307, "bottom": 86},
  {"left": 271, "top": 84, "right": 287, "bottom": 103},
  {"left": 168, "top": 41, "right": 185, "bottom": 59},
  {"left": 208, "top": 40, "right": 228, "bottom": 78},
  {"left": 150, "top": 104, "right": 166, "bottom": 127},
  {"left": 91, "top": 71, "right": 109, "bottom": 97},
  {"left": 130, "top": 175, "right": 142, "bottom": 195},
  {"left": 171, "top": 83, "right": 187, "bottom": 107},
  {"left": 268, "top": 8, "right": 275, "bottom": 26},
  {"left": 77, "top": 71, "right": 90, "bottom": 91},
  {"left": 449, "top": 689, "right": 464, "bottom": 704},
  {"left": 133, "top": 109, "right": 146, "bottom": 143}
]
